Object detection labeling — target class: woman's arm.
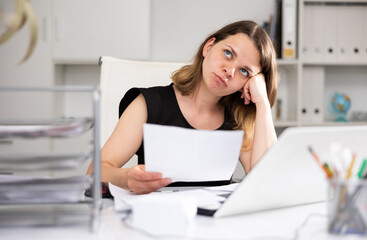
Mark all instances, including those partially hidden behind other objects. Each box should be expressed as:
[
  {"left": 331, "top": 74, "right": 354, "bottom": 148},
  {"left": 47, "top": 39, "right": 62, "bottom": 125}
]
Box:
[
  {"left": 86, "top": 93, "right": 171, "bottom": 194},
  {"left": 239, "top": 74, "right": 277, "bottom": 174}
]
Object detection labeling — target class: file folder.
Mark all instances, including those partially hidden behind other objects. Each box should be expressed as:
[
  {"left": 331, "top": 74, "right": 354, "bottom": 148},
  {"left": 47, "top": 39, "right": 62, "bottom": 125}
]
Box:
[
  {"left": 309, "top": 67, "right": 324, "bottom": 122},
  {"left": 337, "top": 5, "right": 358, "bottom": 62},
  {"left": 364, "top": 7, "right": 367, "bottom": 61},
  {"left": 270, "top": 0, "right": 282, "bottom": 58},
  {"left": 300, "top": 66, "right": 325, "bottom": 123},
  {"left": 348, "top": 6, "right": 365, "bottom": 62},
  {"left": 301, "top": 2, "right": 313, "bottom": 60},
  {"left": 302, "top": 4, "right": 323, "bottom": 61},
  {"left": 303, "top": 2, "right": 367, "bottom": 63},
  {"left": 322, "top": 5, "right": 338, "bottom": 62},
  {"left": 282, "top": 0, "right": 297, "bottom": 59}
]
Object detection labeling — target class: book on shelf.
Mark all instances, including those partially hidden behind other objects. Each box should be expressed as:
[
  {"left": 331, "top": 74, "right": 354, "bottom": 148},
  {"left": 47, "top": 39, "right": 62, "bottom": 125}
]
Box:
[{"left": 269, "top": 0, "right": 282, "bottom": 59}]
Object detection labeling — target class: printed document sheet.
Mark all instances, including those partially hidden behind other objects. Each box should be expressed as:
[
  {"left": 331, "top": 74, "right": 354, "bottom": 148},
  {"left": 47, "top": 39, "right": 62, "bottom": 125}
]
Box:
[{"left": 143, "top": 124, "right": 244, "bottom": 182}]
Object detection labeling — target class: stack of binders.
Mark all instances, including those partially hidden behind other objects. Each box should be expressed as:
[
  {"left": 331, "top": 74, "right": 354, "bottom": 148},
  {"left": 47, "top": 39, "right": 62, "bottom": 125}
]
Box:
[{"left": 302, "top": 2, "right": 367, "bottom": 63}]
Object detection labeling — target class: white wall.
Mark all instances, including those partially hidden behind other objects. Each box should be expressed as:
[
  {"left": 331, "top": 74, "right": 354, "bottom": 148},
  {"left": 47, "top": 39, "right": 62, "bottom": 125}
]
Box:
[{"left": 149, "top": 0, "right": 273, "bottom": 61}]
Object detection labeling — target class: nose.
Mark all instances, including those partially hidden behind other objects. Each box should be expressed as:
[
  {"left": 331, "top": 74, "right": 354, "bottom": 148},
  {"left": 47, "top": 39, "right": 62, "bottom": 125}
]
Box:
[{"left": 224, "top": 65, "right": 235, "bottom": 79}]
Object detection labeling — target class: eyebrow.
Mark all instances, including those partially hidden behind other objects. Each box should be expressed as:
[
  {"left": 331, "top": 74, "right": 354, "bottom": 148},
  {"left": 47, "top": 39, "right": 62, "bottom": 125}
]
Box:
[{"left": 225, "top": 45, "right": 255, "bottom": 75}]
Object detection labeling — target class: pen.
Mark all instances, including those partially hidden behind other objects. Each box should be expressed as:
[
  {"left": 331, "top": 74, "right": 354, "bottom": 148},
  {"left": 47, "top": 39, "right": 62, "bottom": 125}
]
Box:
[
  {"left": 308, "top": 146, "right": 322, "bottom": 165},
  {"left": 331, "top": 165, "right": 339, "bottom": 178},
  {"left": 358, "top": 158, "right": 367, "bottom": 179},
  {"left": 308, "top": 146, "right": 332, "bottom": 178},
  {"left": 338, "top": 153, "right": 357, "bottom": 209},
  {"left": 324, "top": 163, "right": 334, "bottom": 178},
  {"left": 346, "top": 153, "right": 356, "bottom": 180}
]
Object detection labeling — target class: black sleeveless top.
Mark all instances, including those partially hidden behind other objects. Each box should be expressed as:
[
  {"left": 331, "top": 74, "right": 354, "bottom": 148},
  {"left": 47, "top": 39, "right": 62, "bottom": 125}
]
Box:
[{"left": 119, "top": 84, "right": 236, "bottom": 186}]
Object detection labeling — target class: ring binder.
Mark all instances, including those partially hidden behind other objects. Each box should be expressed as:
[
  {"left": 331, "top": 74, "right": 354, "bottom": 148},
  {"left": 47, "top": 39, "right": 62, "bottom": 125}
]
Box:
[{"left": 282, "top": 0, "right": 297, "bottom": 59}]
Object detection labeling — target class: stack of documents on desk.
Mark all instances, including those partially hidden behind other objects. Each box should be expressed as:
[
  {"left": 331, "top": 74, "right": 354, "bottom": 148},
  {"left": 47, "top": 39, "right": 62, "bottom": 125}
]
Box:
[
  {"left": 109, "top": 182, "right": 238, "bottom": 212},
  {"left": 0, "top": 175, "right": 90, "bottom": 204}
]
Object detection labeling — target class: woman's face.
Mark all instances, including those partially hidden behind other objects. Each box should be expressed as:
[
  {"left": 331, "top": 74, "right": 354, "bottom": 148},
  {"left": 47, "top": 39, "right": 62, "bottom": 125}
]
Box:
[{"left": 201, "top": 33, "right": 261, "bottom": 97}]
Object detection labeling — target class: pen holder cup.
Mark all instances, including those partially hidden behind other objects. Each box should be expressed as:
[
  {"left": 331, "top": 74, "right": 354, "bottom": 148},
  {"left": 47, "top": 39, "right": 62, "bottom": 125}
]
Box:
[{"left": 328, "top": 179, "right": 367, "bottom": 235}]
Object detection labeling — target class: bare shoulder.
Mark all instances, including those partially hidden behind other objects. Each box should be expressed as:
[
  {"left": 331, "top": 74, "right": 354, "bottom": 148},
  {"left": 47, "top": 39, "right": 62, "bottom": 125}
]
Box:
[{"left": 119, "top": 93, "right": 148, "bottom": 123}]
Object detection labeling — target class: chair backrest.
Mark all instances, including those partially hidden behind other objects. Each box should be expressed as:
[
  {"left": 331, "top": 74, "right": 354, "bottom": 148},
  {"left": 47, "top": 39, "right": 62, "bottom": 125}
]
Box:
[{"left": 99, "top": 56, "right": 185, "bottom": 167}]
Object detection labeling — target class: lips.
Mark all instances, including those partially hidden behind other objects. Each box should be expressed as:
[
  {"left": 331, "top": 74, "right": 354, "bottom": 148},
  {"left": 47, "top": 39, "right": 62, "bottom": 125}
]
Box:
[{"left": 214, "top": 74, "right": 227, "bottom": 87}]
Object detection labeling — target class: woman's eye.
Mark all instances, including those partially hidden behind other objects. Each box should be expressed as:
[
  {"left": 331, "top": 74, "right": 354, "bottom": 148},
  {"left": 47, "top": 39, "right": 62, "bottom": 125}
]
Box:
[
  {"left": 224, "top": 50, "right": 232, "bottom": 59},
  {"left": 240, "top": 68, "right": 249, "bottom": 77}
]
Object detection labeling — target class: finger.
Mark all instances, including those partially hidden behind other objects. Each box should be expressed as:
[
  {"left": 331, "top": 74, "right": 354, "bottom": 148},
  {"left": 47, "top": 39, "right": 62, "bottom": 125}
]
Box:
[
  {"left": 132, "top": 165, "right": 163, "bottom": 181},
  {"left": 252, "top": 72, "right": 263, "bottom": 79},
  {"left": 243, "top": 82, "right": 251, "bottom": 104},
  {"left": 133, "top": 178, "right": 172, "bottom": 194},
  {"left": 254, "top": 73, "right": 265, "bottom": 83},
  {"left": 134, "top": 170, "right": 163, "bottom": 181}
]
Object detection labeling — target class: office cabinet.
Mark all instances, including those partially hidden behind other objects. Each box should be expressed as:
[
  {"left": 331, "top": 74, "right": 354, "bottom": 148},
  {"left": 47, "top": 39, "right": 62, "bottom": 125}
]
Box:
[
  {"left": 297, "top": 0, "right": 367, "bottom": 125},
  {"left": 275, "top": 0, "right": 367, "bottom": 128}
]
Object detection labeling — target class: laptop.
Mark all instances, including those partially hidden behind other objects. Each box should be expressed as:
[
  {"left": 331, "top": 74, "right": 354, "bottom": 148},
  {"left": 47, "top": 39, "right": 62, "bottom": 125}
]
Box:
[{"left": 198, "top": 125, "right": 367, "bottom": 217}]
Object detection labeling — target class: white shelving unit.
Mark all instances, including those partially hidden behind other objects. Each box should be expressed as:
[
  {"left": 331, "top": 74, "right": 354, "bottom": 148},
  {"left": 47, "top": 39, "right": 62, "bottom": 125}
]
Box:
[{"left": 274, "top": 0, "right": 367, "bottom": 130}]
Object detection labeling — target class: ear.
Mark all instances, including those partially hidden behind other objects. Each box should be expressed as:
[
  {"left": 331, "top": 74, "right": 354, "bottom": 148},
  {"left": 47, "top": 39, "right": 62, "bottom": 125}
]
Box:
[{"left": 202, "top": 37, "right": 216, "bottom": 57}]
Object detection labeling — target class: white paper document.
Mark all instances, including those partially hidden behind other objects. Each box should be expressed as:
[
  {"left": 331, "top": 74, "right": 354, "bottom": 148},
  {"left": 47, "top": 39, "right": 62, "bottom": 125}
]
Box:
[{"left": 143, "top": 124, "right": 244, "bottom": 182}]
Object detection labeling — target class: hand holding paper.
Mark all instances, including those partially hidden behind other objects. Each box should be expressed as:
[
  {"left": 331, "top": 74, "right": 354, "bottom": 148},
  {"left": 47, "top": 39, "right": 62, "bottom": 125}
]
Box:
[{"left": 143, "top": 124, "right": 244, "bottom": 183}]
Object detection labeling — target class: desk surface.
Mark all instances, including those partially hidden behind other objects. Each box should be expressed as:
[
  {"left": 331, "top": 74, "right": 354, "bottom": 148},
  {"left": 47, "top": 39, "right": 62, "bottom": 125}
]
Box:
[{"left": 1, "top": 200, "right": 365, "bottom": 240}]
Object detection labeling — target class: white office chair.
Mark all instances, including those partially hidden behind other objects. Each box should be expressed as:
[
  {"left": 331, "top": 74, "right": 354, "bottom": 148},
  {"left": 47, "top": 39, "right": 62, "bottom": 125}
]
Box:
[{"left": 99, "top": 56, "right": 185, "bottom": 167}]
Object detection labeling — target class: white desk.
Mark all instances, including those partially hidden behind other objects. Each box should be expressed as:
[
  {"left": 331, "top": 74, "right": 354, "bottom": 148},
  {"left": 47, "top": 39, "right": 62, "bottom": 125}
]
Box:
[{"left": 1, "top": 199, "right": 365, "bottom": 240}]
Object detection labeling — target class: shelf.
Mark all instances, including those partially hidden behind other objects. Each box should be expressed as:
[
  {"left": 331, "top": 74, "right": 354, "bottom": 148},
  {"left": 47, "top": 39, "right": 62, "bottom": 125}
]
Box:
[
  {"left": 53, "top": 58, "right": 100, "bottom": 65},
  {"left": 303, "top": 0, "right": 367, "bottom": 4},
  {"left": 302, "top": 61, "right": 367, "bottom": 66},
  {"left": 275, "top": 121, "right": 367, "bottom": 128},
  {"left": 276, "top": 59, "right": 299, "bottom": 66},
  {"left": 274, "top": 121, "right": 298, "bottom": 128},
  {"left": 298, "top": 121, "right": 367, "bottom": 126}
]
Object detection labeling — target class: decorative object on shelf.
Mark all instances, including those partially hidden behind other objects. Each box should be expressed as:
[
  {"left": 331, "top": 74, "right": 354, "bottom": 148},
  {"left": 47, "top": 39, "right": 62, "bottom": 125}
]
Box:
[
  {"left": 329, "top": 92, "right": 351, "bottom": 122},
  {"left": 351, "top": 111, "right": 367, "bottom": 122},
  {"left": 275, "top": 98, "right": 282, "bottom": 121},
  {"left": 0, "top": 0, "right": 38, "bottom": 63}
]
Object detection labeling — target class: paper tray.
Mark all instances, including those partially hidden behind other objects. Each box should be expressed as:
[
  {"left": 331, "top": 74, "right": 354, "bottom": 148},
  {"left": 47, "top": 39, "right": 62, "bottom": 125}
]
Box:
[
  {"left": 0, "top": 151, "right": 92, "bottom": 171},
  {"left": 0, "top": 118, "right": 93, "bottom": 138},
  {"left": 0, "top": 175, "right": 91, "bottom": 204},
  {"left": 0, "top": 203, "right": 92, "bottom": 227}
]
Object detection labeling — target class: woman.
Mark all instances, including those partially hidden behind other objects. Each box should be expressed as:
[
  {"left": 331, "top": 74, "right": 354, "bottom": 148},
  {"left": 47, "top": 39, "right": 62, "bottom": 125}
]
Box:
[{"left": 87, "top": 20, "right": 278, "bottom": 194}]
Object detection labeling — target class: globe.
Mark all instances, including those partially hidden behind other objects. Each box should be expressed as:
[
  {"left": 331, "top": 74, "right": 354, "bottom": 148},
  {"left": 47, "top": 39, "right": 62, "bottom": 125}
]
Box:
[{"left": 329, "top": 92, "right": 351, "bottom": 122}]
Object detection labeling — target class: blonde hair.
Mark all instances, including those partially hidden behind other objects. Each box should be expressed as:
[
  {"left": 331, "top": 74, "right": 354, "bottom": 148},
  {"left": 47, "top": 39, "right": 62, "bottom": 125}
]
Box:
[{"left": 172, "top": 20, "right": 278, "bottom": 151}]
